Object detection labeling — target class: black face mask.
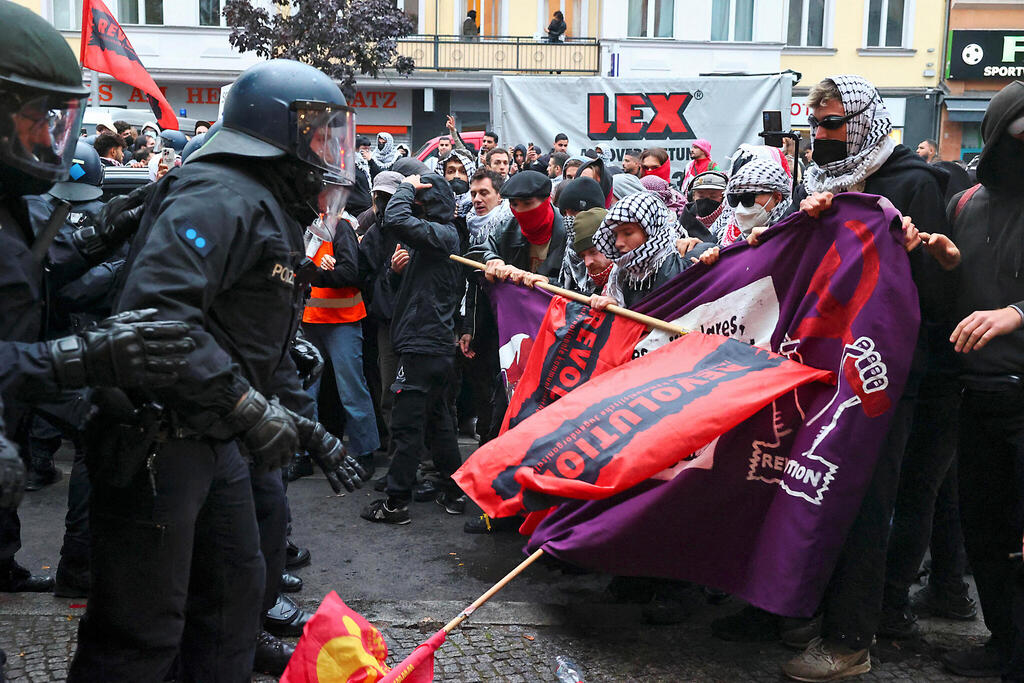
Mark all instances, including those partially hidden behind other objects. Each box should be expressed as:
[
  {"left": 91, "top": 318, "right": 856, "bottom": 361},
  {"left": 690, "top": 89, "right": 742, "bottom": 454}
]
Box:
[
  {"left": 982, "top": 135, "right": 1024, "bottom": 189},
  {"left": 449, "top": 178, "right": 469, "bottom": 195},
  {"left": 377, "top": 140, "right": 385, "bottom": 151},
  {"left": 812, "top": 139, "right": 848, "bottom": 166},
  {"left": 692, "top": 197, "right": 721, "bottom": 217}
]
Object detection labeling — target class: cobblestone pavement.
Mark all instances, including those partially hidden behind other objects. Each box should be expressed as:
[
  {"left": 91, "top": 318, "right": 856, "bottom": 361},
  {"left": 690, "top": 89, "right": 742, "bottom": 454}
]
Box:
[{"left": 0, "top": 445, "right": 998, "bottom": 682}]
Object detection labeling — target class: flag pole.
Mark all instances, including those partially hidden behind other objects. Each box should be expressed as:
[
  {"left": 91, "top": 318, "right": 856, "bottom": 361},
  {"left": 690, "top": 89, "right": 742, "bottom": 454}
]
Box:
[
  {"left": 443, "top": 548, "right": 546, "bottom": 633},
  {"left": 450, "top": 254, "right": 689, "bottom": 337}
]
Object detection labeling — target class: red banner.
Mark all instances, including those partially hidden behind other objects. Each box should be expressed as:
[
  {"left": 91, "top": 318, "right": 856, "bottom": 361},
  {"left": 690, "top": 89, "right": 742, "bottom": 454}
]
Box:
[
  {"left": 501, "top": 296, "right": 647, "bottom": 433},
  {"left": 80, "top": 0, "right": 178, "bottom": 130},
  {"left": 453, "top": 332, "right": 831, "bottom": 518}
]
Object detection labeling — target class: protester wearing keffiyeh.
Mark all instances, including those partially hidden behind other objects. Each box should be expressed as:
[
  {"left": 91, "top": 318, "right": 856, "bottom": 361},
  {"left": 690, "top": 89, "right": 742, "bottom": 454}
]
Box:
[
  {"left": 594, "top": 192, "right": 680, "bottom": 306},
  {"left": 373, "top": 132, "right": 398, "bottom": 169},
  {"left": 712, "top": 158, "right": 792, "bottom": 246},
  {"left": 804, "top": 75, "right": 895, "bottom": 194}
]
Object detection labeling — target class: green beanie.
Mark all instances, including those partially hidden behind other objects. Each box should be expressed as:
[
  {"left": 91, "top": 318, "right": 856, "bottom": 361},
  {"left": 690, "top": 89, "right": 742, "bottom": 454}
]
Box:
[{"left": 572, "top": 207, "right": 607, "bottom": 254}]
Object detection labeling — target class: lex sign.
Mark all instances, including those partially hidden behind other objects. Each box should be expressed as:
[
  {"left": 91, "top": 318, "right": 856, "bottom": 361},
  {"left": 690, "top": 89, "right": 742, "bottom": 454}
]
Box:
[
  {"left": 491, "top": 74, "right": 793, "bottom": 188},
  {"left": 949, "top": 30, "right": 1024, "bottom": 79}
]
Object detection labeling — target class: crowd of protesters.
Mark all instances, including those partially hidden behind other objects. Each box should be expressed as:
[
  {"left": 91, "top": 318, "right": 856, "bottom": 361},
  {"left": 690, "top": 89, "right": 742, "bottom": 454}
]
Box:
[{"left": 3, "top": 3, "right": 1024, "bottom": 679}]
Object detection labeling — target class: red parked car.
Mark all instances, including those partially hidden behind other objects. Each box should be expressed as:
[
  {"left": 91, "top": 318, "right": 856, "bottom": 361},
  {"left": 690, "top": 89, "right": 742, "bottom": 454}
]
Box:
[{"left": 415, "top": 131, "right": 487, "bottom": 165}]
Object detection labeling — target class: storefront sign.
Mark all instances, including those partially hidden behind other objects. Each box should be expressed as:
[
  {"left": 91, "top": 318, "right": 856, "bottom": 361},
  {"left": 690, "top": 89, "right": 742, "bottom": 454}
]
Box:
[
  {"left": 91, "top": 80, "right": 412, "bottom": 126},
  {"left": 949, "top": 29, "right": 1024, "bottom": 79}
]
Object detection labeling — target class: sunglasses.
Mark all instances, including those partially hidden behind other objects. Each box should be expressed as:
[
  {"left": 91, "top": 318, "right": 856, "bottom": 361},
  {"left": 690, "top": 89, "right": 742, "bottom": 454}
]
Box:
[
  {"left": 726, "top": 192, "right": 760, "bottom": 208},
  {"left": 807, "top": 101, "right": 871, "bottom": 130}
]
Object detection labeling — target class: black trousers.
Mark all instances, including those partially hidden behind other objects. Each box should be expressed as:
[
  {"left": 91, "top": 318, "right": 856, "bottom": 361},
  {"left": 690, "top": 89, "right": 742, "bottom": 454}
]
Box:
[
  {"left": 252, "top": 468, "right": 288, "bottom": 614},
  {"left": 60, "top": 442, "right": 91, "bottom": 567},
  {"left": 820, "top": 391, "right": 917, "bottom": 648},
  {"left": 69, "top": 437, "right": 264, "bottom": 682},
  {"left": 958, "top": 384, "right": 1024, "bottom": 677},
  {"left": 883, "top": 375, "right": 965, "bottom": 610},
  {"left": 385, "top": 352, "right": 463, "bottom": 504}
]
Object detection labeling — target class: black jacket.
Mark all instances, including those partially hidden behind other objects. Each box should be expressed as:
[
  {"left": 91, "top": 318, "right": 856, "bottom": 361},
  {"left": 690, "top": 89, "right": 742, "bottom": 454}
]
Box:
[
  {"left": 382, "top": 176, "right": 465, "bottom": 356},
  {"left": 620, "top": 246, "right": 712, "bottom": 309},
  {"left": 950, "top": 80, "right": 1024, "bottom": 377},
  {"left": 358, "top": 211, "right": 402, "bottom": 323},
  {"left": 115, "top": 159, "right": 315, "bottom": 428},
  {"left": 678, "top": 205, "right": 716, "bottom": 243}
]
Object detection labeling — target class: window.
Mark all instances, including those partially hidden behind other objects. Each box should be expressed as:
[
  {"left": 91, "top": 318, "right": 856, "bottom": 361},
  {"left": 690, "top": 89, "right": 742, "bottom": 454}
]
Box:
[
  {"left": 711, "top": 0, "right": 754, "bottom": 42},
  {"left": 865, "top": 0, "right": 909, "bottom": 48},
  {"left": 787, "top": 0, "right": 827, "bottom": 47},
  {"left": 53, "top": 0, "right": 84, "bottom": 30},
  {"left": 200, "top": 0, "right": 222, "bottom": 26},
  {"left": 627, "top": 0, "right": 674, "bottom": 38},
  {"left": 117, "top": 0, "right": 163, "bottom": 24}
]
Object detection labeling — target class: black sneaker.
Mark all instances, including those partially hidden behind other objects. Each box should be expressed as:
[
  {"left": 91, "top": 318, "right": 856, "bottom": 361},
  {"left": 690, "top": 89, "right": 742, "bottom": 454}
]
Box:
[
  {"left": 878, "top": 606, "right": 920, "bottom": 640},
  {"left": 941, "top": 639, "right": 1007, "bottom": 678},
  {"left": 463, "top": 514, "right": 519, "bottom": 534},
  {"left": 361, "top": 498, "right": 411, "bottom": 525},
  {"left": 910, "top": 582, "right": 977, "bottom": 620},
  {"left": 436, "top": 491, "right": 467, "bottom": 515}
]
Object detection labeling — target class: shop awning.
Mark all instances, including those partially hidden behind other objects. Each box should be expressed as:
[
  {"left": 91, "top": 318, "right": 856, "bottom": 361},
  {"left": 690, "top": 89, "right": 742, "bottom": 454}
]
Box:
[{"left": 945, "top": 98, "right": 988, "bottom": 122}]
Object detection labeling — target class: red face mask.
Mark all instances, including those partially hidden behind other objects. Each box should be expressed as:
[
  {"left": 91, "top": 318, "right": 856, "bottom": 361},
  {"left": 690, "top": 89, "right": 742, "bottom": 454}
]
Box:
[
  {"left": 512, "top": 199, "right": 555, "bottom": 245},
  {"left": 643, "top": 159, "right": 672, "bottom": 183}
]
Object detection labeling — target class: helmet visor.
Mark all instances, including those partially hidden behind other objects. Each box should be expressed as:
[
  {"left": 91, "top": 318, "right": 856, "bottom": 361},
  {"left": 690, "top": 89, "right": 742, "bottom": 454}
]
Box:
[
  {"left": 317, "top": 176, "right": 351, "bottom": 235},
  {"left": 294, "top": 103, "right": 355, "bottom": 183},
  {"left": 2, "top": 91, "right": 86, "bottom": 182}
]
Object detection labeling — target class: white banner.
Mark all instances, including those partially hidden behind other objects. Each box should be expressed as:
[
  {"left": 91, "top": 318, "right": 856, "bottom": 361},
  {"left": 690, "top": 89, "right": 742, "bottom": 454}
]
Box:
[{"left": 491, "top": 74, "right": 794, "bottom": 188}]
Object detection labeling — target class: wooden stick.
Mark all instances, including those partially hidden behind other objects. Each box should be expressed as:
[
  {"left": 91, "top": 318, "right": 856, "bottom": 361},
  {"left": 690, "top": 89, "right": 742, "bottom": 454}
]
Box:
[
  {"left": 443, "top": 548, "right": 545, "bottom": 633},
  {"left": 450, "top": 254, "right": 689, "bottom": 337}
]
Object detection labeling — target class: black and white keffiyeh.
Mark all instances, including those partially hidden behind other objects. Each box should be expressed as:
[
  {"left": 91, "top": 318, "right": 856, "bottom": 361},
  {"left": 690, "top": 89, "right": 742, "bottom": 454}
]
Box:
[
  {"left": 594, "top": 192, "right": 674, "bottom": 303},
  {"left": 804, "top": 74, "right": 895, "bottom": 194},
  {"left": 440, "top": 148, "right": 478, "bottom": 177},
  {"left": 373, "top": 132, "right": 398, "bottom": 168},
  {"left": 712, "top": 157, "right": 792, "bottom": 245},
  {"left": 558, "top": 213, "right": 593, "bottom": 292}
]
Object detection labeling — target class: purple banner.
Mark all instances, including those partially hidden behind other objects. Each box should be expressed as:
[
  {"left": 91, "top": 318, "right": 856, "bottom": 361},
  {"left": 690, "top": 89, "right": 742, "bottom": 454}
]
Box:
[
  {"left": 487, "top": 281, "right": 553, "bottom": 396},
  {"left": 527, "top": 193, "right": 919, "bottom": 617}
]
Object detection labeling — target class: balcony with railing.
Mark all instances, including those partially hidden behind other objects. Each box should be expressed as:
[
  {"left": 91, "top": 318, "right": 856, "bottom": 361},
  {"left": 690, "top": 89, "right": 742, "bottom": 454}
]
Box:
[{"left": 396, "top": 35, "right": 600, "bottom": 74}]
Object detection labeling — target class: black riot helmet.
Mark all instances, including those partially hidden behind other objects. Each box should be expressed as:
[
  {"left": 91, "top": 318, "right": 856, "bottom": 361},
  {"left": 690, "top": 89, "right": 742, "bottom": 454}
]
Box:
[
  {"left": 49, "top": 139, "right": 103, "bottom": 202},
  {"left": 189, "top": 59, "right": 355, "bottom": 186},
  {"left": 0, "top": 1, "right": 90, "bottom": 188},
  {"left": 159, "top": 129, "right": 188, "bottom": 153}
]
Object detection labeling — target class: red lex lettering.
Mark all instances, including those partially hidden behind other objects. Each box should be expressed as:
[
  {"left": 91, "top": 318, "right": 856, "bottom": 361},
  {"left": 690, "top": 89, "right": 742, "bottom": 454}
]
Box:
[
  {"left": 615, "top": 94, "right": 646, "bottom": 136},
  {"left": 646, "top": 93, "right": 690, "bottom": 135}
]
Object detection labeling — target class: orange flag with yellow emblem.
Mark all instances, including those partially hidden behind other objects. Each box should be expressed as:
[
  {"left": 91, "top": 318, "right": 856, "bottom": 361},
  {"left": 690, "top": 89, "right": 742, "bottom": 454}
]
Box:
[{"left": 280, "top": 591, "right": 391, "bottom": 683}]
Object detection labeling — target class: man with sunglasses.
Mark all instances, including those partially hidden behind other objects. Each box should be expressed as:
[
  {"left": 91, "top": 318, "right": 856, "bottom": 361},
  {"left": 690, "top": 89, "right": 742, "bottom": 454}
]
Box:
[{"left": 781, "top": 75, "right": 960, "bottom": 682}]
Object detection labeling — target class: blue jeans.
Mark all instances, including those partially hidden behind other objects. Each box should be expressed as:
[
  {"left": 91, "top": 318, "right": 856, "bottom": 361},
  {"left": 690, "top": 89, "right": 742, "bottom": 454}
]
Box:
[{"left": 303, "top": 321, "right": 381, "bottom": 457}]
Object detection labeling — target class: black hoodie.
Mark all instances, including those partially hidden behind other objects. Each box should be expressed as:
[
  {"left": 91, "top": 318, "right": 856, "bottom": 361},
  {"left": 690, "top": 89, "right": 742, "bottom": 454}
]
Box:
[
  {"left": 382, "top": 173, "right": 466, "bottom": 356},
  {"left": 950, "top": 80, "right": 1024, "bottom": 376}
]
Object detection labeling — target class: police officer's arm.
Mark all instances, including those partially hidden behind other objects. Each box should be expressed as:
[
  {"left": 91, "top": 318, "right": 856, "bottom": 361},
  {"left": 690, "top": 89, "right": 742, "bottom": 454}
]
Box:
[
  {"left": 115, "top": 179, "right": 256, "bottom": 421},
  {"left": 0, "top": 341, "right": 61, "bottom": 401},
  {"left": 310, "top": 216, "right": 361, "bottom": 288},
  {"left": 267, "top": 345, "right": 317, "bottom": 420},
  {"left": 382, "top": 182, "right": 460, "bottom": 255}
]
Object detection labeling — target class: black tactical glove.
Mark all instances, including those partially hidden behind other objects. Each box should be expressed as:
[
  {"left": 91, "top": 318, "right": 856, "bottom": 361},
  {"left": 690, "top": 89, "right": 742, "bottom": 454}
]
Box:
[
  {"left": 226, "top": 389, "right": 298, "bottom": 473},
  {"left": 290, "top": 413, "right": 367, "bottom": 493},
  {"left": 71, "top": 182, "right": 154, "bottom": 263},
  {"left": 0, "top": 433, "right": 25, "bottom": 511},
  {"left": 290, "top": 333, "right": 324, "bottom": 390},
  {"left": 48, "top": 308, "right": 194, "bottom": 390}
]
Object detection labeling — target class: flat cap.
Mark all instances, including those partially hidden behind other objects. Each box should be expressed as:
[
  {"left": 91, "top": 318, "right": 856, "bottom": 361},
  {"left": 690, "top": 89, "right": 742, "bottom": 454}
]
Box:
[{"left": 500, "top": 170, "right": 551, "bottom": 199}]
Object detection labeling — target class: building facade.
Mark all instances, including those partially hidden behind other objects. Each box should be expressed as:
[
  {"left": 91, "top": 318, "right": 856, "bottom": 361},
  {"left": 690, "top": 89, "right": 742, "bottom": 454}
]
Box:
[
  {"left": 780, "top": 0, "right": 946, "bottom": 152},
  {"left": 16, "top": 0, "right": 604, "bottom": 151},
  {"left": 940, "top": 0, "right": 1024, "bottom": 162}
]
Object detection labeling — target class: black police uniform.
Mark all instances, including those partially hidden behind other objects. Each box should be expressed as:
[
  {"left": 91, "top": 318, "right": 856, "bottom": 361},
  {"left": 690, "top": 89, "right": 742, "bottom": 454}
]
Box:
[{"left": 68, "top": 156, "right": 316, "bottom": 681}]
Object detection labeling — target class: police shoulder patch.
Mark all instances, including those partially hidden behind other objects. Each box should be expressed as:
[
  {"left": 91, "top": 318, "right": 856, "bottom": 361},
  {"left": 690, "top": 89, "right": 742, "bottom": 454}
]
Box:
[{"left": 176, "top": 222, "right": 214, "bottom": 256}]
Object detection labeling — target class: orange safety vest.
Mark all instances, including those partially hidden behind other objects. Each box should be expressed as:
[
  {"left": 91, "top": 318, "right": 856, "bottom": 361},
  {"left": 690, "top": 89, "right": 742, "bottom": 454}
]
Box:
[{"left": 302, "top": 238, "right": 366, "bottom": 324}]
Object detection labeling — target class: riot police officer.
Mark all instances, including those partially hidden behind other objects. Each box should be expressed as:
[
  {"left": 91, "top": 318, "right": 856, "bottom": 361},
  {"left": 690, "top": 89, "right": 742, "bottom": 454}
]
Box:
[
  {"left": 0, "top": 0, "right": 194, "bottom": 598},
  {"left": 68, "top": 58, "right": 367, "bottom": 681}
]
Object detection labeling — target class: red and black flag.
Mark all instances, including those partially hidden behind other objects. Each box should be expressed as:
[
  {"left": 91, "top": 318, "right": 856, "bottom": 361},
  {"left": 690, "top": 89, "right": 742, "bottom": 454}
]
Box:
[
  {"left": 80, "top": 0, "right": 178, "bottom": 130},
  {"left": 453, "top": 332, "right": 831, "bottom": 519},
  {"left": 501, "top": 296, "right": 647, "bottom": 434}
]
